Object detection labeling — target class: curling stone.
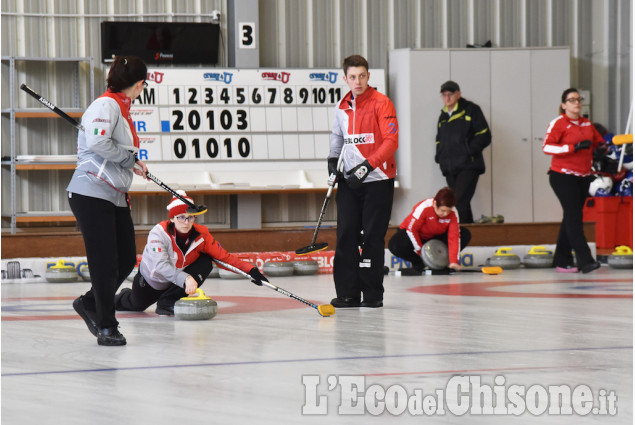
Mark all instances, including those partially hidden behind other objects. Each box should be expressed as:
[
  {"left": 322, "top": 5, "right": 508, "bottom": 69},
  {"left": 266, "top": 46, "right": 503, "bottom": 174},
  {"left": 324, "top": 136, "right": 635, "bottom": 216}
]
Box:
[
  {"left": 607, "top": 245, "right": 633, "bottom": 269},
  {"left": 523, "top": 246, "right": 554, "bottom": 269},
  {"left": 174, "top": 288, "right": 217, "bottom": 320},
  {"left": 45, "top": 260, "right": 78, "bottom": 283},
  {"left": 421, "top": 239, "right": 449, "bottom": 270},
  {"left": 78, "top": 264, "right": 91, "bottom": 282},
  {"left": 292, "top": 260, "right": 319, "bottom": 275},
  {"left": 209, "top": 266, "right": 220, "bottom": 278},
  {"left": 263, "top": 261, "right": 294, "bottom": 277},
  {"left": 218, "top": 266, "right": 244, "bottom": 279},
  {"left": 486, "top": 247, "right": 521, "bottom": 270}
]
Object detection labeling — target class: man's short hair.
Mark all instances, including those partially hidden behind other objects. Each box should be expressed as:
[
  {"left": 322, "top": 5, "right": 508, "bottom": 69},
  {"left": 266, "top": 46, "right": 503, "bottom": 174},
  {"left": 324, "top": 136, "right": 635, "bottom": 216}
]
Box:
[
  {"left": 342, "top": 55, "right": 369, "bottom": 76},
  {"left": 440, "top": 80, "right": 461, "bottom": 93}
]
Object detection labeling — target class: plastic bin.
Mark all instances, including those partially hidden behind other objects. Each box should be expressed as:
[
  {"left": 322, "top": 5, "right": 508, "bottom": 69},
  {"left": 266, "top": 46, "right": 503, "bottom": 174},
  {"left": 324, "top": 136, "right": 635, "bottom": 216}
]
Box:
[{"left": 583, "top": 197, "right": 633, "bottom": 249}]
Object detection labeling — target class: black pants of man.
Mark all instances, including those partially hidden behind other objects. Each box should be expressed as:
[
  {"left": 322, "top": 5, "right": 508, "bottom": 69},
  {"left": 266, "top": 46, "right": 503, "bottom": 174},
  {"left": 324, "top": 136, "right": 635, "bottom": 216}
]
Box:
[
  {"left": 68, "top": 192, "right": 137, "bottom": 329},
  {"left": 445, "top": 169, "right": 480, "bottom": 223},
  {"left": 115, "top": 254, "right": 213, "bottom": 312},
  {"left": 334, "top": 178, "right": 394, "bottom": 303},
  {"left": 388, "top": 227, "right": 472, "bottom": 271},
  {"left": 549, "top": 171, "right": 596, "bottom": 268}
]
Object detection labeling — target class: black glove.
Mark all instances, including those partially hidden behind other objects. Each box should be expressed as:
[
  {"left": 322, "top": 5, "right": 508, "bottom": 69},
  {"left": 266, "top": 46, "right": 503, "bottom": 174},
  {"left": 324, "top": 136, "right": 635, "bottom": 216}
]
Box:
[
  {"left": 346, "top": 160, "right": 374, "bottom": 189},
  {"left": 248, "top": 267, "right": 268, "bottom": 286},
  {"left": 574, "top": 140, "right": 592, "bottom": 152},
  {"left": 327, "top": 157, "right": 340, "bottom": 186}
]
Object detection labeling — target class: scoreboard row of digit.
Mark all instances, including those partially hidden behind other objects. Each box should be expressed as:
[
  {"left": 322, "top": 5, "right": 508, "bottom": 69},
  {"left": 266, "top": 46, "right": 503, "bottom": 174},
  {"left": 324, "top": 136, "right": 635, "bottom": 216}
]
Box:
[{"left": 131, "top": 68, "right": 385, "bottom": 161}]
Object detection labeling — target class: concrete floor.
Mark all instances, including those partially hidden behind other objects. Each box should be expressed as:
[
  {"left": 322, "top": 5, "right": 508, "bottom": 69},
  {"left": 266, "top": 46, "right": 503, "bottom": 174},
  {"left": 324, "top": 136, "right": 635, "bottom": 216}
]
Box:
[{"left": 2, "top": 265, "right": 632, "bottom": 424}]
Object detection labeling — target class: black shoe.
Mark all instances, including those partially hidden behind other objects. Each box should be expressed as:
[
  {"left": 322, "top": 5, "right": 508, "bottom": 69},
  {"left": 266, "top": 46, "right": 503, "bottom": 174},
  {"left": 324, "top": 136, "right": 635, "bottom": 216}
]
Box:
[
  {"left": 155, "top": 305, "right": 174, "bottom": 316},
  {"left": 330, "top": 297, "right": 360, "bottom": 308},
  {"left": 399, "top": 267, "right": 423, "bottom": 276},
  {"left": 114, "top": 288, "right": 132, "bottom": 310},
  {"left": 360, "top": 299, "right": 383, "bottom": 308},
  {"left": 581, "top": 261, "right": 601, "bottom": 274},
  {"left": 73, "top": 296, "right": 98, "bottom": 337},
  {"left": 97, "top": 327, "right": 127, "bottom": 346}
]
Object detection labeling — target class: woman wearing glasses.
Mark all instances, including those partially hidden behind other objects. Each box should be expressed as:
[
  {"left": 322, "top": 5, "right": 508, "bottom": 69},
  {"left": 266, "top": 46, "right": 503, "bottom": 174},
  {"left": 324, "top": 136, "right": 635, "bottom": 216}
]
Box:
[
  {"left": 115, "top": 190, "right": 267, "bottom": 317},
  {"left": 543, "top": 88, "right": 605, "bottom": 273},
  {"left": 68, "top": 55, "right": 150, "bottom": 346}
]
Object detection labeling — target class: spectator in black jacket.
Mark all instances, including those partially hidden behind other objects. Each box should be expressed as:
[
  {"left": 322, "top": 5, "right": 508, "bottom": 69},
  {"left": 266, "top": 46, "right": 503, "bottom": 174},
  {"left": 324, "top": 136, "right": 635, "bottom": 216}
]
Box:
[{"left": 435, "top": 81, "right": 491, "bottom": 223}]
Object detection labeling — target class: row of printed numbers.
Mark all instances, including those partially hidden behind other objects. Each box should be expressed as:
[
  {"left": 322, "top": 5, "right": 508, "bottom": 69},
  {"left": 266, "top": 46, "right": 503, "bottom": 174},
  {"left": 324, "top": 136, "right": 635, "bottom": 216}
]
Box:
[
  {"left": 172, "top": 109, "right": 248, "bottom": 131},
  {"left": 173, "top": 136, "right": 251, "bottom": 159},
  {"left": 156, "top": 86, "right": 343, "bottom": 106}
]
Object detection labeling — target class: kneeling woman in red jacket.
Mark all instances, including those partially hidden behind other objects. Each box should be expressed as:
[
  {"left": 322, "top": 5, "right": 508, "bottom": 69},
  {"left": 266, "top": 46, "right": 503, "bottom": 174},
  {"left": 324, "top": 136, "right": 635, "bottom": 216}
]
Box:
[
  {"left": 115, "top": 191, "right": 267, "bottom": 316},
  {"left": 388, "top": 187, "right": 471, "bottom": 275}
]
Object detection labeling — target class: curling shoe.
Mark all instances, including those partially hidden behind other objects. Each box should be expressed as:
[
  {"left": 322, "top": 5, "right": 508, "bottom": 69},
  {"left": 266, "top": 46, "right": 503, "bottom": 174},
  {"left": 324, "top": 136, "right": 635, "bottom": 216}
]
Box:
[
  {"left": 581, "top": 261, "right": 601, "bottom": 274},
  {"left": 155, "top": 304, "right": 175, "bottom": 316},
  {"left": 97, "top": 327, "right": 127, "bottom": 346},
  {"left": 360, "top": 299, "right": 383, "bottom": 308},
  {"left": 73, "top": 296, "right": 98, "bottom": 337},
  {"left": 330, "top": 297, "right": 360, "bottom": 308},
  {"left": 556, "top": 266, "right": 578, "bottom": 273},
  {"left": 399, "top": 267, "right": 423, "bottom": 276}
]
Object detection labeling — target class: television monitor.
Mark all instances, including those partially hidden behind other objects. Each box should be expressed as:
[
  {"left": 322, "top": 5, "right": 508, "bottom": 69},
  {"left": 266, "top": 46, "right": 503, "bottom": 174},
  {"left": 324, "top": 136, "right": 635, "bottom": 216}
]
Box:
[{"left": 101, "top": 21, "right": 220, "bottom": 65}]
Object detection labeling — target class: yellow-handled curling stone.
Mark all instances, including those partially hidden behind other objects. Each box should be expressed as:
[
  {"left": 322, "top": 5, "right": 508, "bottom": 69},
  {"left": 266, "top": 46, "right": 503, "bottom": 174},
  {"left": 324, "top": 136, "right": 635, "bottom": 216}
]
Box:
[
  {"left": 486, "top": 247, "right": 521, "bottom": 270},
  {"left": 174, "top": 288, "right": 218, "bottom": 320},
  {"left": 522, "top": 246, "right": 554, "bottom": 268},
  {"left": 607, "top": 245, "right": 633, "bottom": 269},
  {"left": 45, "top": 259, "right": 79, "bottom": 283}
]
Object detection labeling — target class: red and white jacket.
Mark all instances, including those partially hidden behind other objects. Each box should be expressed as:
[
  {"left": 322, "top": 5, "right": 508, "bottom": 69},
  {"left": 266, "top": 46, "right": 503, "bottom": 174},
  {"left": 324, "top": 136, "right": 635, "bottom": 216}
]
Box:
[
  {"left": 399, "top": 198, "right": 461, "bottom": 264},
  {"left": 139, "top": 221, "right": 253, "bottom": 291},
  {"left": 542, "top": 114, "right": 604, "bottom": 176},
  {"left": 329, "top": 86, "right": 398, "bottom": 182}
]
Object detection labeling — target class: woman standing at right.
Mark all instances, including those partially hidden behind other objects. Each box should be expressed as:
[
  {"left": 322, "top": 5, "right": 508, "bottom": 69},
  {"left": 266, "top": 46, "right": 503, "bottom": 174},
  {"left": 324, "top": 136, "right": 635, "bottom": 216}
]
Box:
[{"left": 543, "top": 88, "right": 605, "bottom": 273}]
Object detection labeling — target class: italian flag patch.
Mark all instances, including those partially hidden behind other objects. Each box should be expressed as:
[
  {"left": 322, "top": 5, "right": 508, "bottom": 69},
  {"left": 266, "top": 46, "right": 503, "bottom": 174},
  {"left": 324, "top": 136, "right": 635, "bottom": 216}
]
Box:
[
  {"left": 94, "top": 128, "right": 106, "bottom": 136},
  {"left": 152, "top": 247, "right": 162, "bottom": 252}
]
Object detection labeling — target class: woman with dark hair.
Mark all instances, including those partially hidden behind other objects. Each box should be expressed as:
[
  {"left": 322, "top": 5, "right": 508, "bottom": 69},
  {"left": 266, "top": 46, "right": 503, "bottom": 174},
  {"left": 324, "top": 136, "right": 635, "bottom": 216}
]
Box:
[
  {"left": 388, "top": 187, "right": 471, "bottom": 276},
  {"left": 543, "top": 88, "right": 605, "bottom": 274},
  {"left": 68, "top": 55, "right": 150, "bottom": 346}
]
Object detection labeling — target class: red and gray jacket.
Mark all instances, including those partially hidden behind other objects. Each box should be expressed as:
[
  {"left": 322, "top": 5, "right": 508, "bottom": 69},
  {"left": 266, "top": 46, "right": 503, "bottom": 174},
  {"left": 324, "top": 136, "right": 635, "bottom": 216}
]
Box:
[
  {"left": 542, "top": 114, "right": 604, "bottom": 176},
  {"left": 139, "top": 221, "right": 253, "bottom": 291},
  {"left": 399, "top": 198, "right": 461, "bottom": 264},
  {"left": 328, "top": 86, "right": 398, "bottom": 182}
]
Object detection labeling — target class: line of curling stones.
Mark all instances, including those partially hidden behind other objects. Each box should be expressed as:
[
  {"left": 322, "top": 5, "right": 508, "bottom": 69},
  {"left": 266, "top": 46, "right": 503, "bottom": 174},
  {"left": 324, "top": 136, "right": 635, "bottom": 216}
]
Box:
[{"left": 210, "top": 260, "right": 320, "bottom": 279}]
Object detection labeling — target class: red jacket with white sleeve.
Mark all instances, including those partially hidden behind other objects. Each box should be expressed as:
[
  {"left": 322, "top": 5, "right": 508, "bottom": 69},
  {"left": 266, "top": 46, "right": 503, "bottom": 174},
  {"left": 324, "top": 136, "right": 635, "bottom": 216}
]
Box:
[
  {"left": 542, "top": 114, "right": 604, "bottom": 176},
  {"left": 399, "top": 198, "right": 461, "bottom": 264},
  {"left": 139, "top": 221, "right": 253, "bottom": 291},
  {"left": 329, "top": 86, "right": 398, "bottom": 181}
]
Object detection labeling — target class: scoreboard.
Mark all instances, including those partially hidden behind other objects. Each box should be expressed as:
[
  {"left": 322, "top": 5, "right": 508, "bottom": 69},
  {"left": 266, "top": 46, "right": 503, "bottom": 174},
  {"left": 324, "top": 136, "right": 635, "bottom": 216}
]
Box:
[{"left": 130, "top": 68, "right": 386, "bottom": 163}]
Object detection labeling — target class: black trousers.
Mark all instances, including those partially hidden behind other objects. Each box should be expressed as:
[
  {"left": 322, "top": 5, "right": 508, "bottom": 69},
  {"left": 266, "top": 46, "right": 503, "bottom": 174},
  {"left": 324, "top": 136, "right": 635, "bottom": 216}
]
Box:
[
  {"left": 388, "top": 227, "right": 472, "bottom": 271},
  {"left": 116, "top": 254, "right": 213, "bottom": 311},
  {"left": 334, "top": 178, "right": 394, "bottom": 302},
  {"left": 549, "top": 171, "right": 595, "bottom": 268},
  {"left": 68, "top": 192, "right": 137, "bottom": 329},
  {"left": 445, "top": 169, "right": 480, "bottom": 223}
]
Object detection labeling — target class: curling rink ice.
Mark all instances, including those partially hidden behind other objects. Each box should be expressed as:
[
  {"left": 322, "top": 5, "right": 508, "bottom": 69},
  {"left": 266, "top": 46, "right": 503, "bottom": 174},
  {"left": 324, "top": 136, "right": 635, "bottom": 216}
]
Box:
[{"left": 1, "top": 265, "right": 632, "bottom": 424}]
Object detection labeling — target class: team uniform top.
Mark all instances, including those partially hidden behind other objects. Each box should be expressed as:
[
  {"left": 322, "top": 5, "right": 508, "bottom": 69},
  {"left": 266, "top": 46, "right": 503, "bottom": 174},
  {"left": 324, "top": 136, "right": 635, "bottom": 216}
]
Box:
[
  {"left": 140, "top": 221, "right": 253, "bottom": 291},
  {"left": 399, "top": 198, "right": 461, "bottom": 264},
  {"left": 542, "top": 113, "right": 604, "bottom": 176},
  {"left": 66, "top": 91, "right": 139, "bottom": 207},
  {"left": 328, "top": 86, "right": 399, "bottom": 181}
]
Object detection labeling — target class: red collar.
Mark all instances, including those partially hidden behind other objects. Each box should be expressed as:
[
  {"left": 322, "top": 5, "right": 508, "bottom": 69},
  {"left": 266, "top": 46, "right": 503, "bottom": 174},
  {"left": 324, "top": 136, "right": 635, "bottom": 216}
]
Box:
[{"left": 99, "top": 90, "right": 139, "bottom": 148}]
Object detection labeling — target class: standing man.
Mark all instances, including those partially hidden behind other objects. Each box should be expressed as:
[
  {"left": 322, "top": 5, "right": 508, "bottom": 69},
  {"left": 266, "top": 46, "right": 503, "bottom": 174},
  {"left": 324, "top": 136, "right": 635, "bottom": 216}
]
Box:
[
  {"left": 328, "top": 55, "right": 398, "bottom": 309},
  {"left": 435, "top": 81, "right": 491, "bottom": 223}
]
